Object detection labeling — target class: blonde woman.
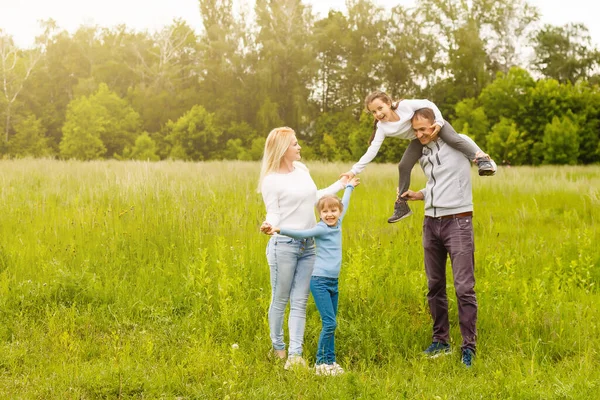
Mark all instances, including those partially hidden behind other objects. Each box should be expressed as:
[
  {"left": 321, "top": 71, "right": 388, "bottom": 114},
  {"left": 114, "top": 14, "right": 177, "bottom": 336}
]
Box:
[{"left": 258, "top": 127, "right": 346, "bottom": 370}]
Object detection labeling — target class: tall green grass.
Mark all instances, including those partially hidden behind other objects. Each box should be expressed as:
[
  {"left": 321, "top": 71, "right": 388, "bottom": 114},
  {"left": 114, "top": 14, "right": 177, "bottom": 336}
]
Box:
[{"left": 0, "top": 159, "right": 598, "bottom": 399}]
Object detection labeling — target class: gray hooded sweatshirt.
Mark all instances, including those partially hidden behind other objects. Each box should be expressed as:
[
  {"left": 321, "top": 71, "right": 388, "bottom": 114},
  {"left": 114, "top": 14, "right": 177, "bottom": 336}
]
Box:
[{"left": 418, "top": 134, "right": 491, "bottom": 218}]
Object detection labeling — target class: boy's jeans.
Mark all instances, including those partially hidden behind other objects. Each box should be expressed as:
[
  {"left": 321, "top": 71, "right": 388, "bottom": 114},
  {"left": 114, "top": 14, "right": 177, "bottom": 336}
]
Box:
[
  {"left": 266, "top": 235, "right": 316, "bottom": 356},
  {"left": 310, "top": 276, "right": 339, "bottom": 364}
]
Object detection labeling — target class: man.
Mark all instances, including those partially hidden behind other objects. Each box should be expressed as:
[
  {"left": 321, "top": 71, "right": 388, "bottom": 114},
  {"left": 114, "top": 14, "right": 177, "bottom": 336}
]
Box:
[{"left": 401, "top": 107, "right": 496, "bottom": 367}]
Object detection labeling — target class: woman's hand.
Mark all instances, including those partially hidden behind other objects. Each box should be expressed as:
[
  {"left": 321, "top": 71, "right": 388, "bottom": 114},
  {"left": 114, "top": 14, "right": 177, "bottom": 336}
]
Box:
[
  {"left": 339, "top": 171, "right": 355, "bottom": 181},
  {"left": 430, "top": 123, "right": 441, "bottom": 140},
  {"left": 260, "top": 222, "right": 272, "bottom": 234}
]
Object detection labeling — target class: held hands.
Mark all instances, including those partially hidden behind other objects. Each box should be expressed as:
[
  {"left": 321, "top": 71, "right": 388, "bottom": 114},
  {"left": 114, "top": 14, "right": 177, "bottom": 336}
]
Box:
[
  {"left": 260, "top": 221, "right": 279, "bottom": 235},
  {"left": 339, "top": 171, "right": 355, "bottom": 181},
  {"left": 348, "top": 177, "right": 360, "bottom": 188}
]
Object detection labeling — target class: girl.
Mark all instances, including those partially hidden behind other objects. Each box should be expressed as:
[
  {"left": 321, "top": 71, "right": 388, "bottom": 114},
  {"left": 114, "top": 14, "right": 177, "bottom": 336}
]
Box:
[
  {"left": 341, "top": 91, "right": 495, "bottom": 223},
  {"left": 265, "top": 176, "right": 359, "bottom": 376},
  {"left": 258, "top": 127, "right": 347, "bottom": 370}
]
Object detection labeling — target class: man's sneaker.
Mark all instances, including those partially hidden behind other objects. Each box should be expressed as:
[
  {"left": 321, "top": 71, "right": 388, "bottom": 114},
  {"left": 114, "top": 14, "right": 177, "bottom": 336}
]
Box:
[
  {"left": 475, "top": 157, "right": 496, "bottom": 176},
  {"left": 284, "top": 355, "right": 308, "bottom": 370},
  {"left": 388, "top": 200, "right": 413, "bottom": 223},
  {"left": 462, "top": 348, "right": 475, "bottom": 367},
  {"left": 423, "top": 342, "right": 452, "bottom": 358},
  {"left": 315, "top": 363, "right": 344, "bottom": 376}
]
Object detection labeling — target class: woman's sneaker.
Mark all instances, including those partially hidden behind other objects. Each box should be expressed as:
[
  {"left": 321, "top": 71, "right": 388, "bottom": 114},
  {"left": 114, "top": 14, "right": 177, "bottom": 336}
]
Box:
[
  {"left": 268, "top": 348, "right": 286, "bottom": 360},
  {"left": 388, "top": 199, "right": 412, "bottom": 223},
  {"left": 284, "top": 355, "right": 308, "bottom": 370}
]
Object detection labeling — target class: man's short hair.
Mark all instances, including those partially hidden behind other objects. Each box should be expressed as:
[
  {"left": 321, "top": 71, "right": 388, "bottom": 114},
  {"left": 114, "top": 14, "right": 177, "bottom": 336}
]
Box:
[{"left": 412, "top": 108, "right": 436, "bottom": 123}]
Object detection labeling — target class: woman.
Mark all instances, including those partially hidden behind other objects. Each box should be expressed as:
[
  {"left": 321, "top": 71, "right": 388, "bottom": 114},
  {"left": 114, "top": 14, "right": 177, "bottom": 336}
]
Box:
[{"left": 258, "top": 126, "right": 346, "bottom": 370}]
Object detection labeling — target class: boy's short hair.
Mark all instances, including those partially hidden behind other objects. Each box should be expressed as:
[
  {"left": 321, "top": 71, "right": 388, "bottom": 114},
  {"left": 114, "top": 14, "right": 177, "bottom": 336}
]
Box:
[{"left": 316, "top": 194, "right": 344, "bottom": 213}]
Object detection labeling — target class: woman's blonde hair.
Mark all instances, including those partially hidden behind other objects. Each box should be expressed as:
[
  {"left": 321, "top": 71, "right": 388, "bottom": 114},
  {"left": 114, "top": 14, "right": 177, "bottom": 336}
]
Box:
[{"left": 257, "top": 126, "right": 296, "bottom": 192}]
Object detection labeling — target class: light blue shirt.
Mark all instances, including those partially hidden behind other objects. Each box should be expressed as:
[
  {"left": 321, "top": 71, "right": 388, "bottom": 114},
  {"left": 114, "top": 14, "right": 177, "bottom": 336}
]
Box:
[{"left": 279, "top": 186, "right": 354, "bottom": 279}]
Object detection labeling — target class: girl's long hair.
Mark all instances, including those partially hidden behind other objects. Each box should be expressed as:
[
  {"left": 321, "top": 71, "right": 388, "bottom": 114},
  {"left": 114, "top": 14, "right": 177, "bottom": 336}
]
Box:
[
  {"left": 364, "top": 90, "right": 401, "bottom": 145},
  {"left": 257, "top": 127, "right": 296, "bottom": 193}
]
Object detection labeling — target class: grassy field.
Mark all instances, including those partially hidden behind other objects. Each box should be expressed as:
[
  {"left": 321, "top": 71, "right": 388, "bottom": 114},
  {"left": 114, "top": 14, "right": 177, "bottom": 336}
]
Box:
[{"left": 0, "top": 159, "right": 599, "bottom": 399}]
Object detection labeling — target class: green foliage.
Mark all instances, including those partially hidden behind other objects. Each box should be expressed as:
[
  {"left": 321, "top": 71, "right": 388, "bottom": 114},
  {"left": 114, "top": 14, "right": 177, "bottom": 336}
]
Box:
[
  {"left": 532, "top": 23, "right": 600, "bottom": 84},
  {"left": 224, "top": 138, "right": 251, "bottom": 161},
  {"left": 249, "top": 137, "right": 266, "bottom": 161},
  {"left": 8, "top": 114, "right": 52, "bottom": 157},
  {"left": 452, "top": 98, "right": 490, "bottom": 146},
  {"left": 255, "top": 98, "right": 284, "bottom": 135},
  {"left": 120, "top": 132, "right": 160, "bottom": 161},
  {"left": 478, "top": 67, "right": 535, "bottom": 124},
  {"left": 542, "top": 115, "right": 580, "bottom": 165},
  {"left": 1, "top": 1, "right": 600, "bottom": 166},
  {"left": 165, "top": 105, "right": 222, "bottom": 161},
  {"left": 486, "top": 118, "right": 532, "bottom": 165},
  {"left": 58, "top": 83, "right": 142, "bottom": 160},
  {"left": 89, "top": 83, "right": 142, "bottom": 157},
  {"left": 59, "top": 97, "right": 107, "bottom": 160},
  {"left": 348, "top": 112, "right": 374, "bottom": 161}
]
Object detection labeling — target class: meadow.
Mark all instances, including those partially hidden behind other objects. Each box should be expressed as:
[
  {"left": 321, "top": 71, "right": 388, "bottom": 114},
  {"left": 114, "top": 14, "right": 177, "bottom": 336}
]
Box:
[{"left": 0, "top": 159, "right": 599, "bottom": 399}]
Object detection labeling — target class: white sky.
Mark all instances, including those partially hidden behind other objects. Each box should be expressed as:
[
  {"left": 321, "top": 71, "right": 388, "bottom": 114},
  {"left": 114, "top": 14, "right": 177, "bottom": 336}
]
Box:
[{"left": 0, "top": 0, "right": 599, "bottom": 48}]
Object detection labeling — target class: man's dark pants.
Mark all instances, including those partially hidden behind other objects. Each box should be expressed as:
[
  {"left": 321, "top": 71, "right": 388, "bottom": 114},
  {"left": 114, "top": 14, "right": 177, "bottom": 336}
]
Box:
[{"left": 423, "top": 215, "right": 477, "bottom": 352}]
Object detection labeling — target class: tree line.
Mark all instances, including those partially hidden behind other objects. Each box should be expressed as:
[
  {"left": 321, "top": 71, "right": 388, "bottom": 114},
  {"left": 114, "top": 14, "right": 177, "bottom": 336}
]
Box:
[{"left": 1, "top": 0, "right": 599, "bottom": 165}]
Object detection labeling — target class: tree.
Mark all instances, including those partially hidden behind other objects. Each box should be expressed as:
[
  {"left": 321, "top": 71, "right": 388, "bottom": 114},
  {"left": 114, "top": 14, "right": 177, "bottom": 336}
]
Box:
[
  {"left": 254, "top": 0, "right": 316, "bottom": 131},
  {"left": 197, "top": 0, "right": 252, "bottom": 123},
  {"left": 224, "top": 138, "right": 251, "bottom": 160},
  {"left": 478, "top": 67, "right": 535, "bottom": 124},
  {"left": 384, "top": 5, "right": 438, "bottom": 98},
  {"left": 88, "top": 83, "right": 141, "bottom": 157},
  {"left": 486, "top": 118, "right": 531, "bottom": 165},
  {"left": 532, "top": 23, "right": 600, "bottom": 84},
  {"left": 9, "top": 114, "right": 51, "bottom": 157},
  {"left": 542, "top": 115, "right": 580, "bottom": 165},
  {"left": 128, "top": 21, "right": 201, "bottom": 134},
  {"left": 452, "top": 98, "right": 490, "bottom": 147},
  {"left": 59, "top": 96, "right": 106, "bottom": 160},
  {"left": 416, "top": 0, "right": 538, "bottom": 103},
  {"left": 165, "top": 105, "right": 222, "bottom": 160},
  {"left": 120, "top": 132, "right": 160, "bottom": 161},
  {"left": 311, "top": 10, "right": 351, "bottom": 113},
  {"left": 0, "top": 30, "right": 43, "bottom": 143}
]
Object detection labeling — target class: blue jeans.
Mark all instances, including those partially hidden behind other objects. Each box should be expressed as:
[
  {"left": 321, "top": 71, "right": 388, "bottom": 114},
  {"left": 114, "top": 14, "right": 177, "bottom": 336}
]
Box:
[
  {"left": 310, "top": 276, "right": 339, "bottom": 364},
  {"left": 266, "top": 235, "right": 316, "bottom": 356}
]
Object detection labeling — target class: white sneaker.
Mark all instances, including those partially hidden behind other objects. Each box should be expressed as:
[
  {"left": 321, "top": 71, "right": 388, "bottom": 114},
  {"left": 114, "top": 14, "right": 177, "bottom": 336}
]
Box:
[
  {"left": 331, "top": 362, "right": 345, "bottom": 375},
  {"left": 284, "top": 355, "right": 308, "bottom": 370},
  {"left": 315, "top": 363, "right": 333, "bottom": 376},
  {"left": 315, "top": 363, "right": 344, "bottom": 376}
]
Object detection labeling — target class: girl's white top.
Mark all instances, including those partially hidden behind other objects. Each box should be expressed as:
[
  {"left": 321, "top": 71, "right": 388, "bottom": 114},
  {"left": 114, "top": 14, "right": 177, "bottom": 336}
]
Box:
[
  {"left": 350, "top": 99, "right": 445, "bottom": 175},
  {"left": 261, "top": 162, "right": 344, "bottom": 230}
]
